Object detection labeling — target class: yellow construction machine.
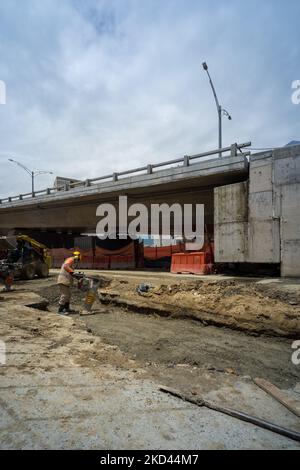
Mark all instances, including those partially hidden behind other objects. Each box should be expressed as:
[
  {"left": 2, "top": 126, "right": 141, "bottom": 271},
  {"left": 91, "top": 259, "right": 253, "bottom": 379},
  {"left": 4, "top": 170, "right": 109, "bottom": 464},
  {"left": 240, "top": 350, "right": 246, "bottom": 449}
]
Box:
[{"left": 0, "top": 234, "right": 52, "bottom": 281}]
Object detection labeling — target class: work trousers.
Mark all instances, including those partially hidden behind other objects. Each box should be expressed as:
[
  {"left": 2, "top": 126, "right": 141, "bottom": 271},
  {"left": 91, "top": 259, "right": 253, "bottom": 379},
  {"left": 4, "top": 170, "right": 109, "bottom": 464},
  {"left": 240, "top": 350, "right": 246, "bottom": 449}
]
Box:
[{"left": 58, "top": 284, "right": 71, "bottom": 306}]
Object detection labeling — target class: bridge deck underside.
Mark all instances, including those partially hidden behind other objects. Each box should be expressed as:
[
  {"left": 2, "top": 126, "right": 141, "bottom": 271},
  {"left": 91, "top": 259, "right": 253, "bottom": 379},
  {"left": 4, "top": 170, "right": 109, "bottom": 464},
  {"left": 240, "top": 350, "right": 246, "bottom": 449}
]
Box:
[{"left": 0, "top": 155, "right": 248, "bottom": 235}]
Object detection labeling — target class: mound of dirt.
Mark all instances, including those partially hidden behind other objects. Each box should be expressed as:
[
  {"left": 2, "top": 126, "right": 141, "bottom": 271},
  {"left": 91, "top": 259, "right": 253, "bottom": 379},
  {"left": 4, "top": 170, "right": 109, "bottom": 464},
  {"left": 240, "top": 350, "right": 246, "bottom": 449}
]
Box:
[{"left": 97, "top": 278, "right": 300, "bottom": 338}]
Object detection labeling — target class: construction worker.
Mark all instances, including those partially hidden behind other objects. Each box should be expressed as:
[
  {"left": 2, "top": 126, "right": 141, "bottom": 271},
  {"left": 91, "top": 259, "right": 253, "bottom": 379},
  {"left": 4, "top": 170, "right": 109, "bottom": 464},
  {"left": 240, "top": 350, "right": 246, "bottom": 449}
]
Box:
[
  {"left": 0, "top": 268, "right": 14, "bottom": 292},
  {"left": 57, "top": 251, "right": 81, "bottom": 314}
]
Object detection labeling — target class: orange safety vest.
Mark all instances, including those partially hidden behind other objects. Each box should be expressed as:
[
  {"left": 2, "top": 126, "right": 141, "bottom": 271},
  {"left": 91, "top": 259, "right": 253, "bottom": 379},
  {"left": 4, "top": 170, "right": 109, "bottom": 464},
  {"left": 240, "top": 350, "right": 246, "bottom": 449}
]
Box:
[{"left": 57, "top": 257, "right": 75, "bottom": 286}]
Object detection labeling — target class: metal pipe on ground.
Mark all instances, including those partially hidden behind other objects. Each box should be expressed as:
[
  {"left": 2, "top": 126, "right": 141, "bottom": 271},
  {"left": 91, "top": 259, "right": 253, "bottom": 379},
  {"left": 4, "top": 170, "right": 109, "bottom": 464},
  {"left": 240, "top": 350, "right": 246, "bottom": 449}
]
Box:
[{"left": 159, "top": 386, "right": 300, "bottom": 443}]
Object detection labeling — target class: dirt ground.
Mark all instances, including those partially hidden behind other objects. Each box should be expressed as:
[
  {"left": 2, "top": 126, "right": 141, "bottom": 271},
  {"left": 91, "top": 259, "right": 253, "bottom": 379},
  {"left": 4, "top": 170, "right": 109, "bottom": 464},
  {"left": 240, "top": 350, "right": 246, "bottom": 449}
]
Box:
[
  {"left": 1, "top": 271, "right": 300, "bottom": 449},
  {"left": 96, "top": 276, "right": 300, "bottom": 338},
  {"left": 27, "top": 272, "right": 300, "bottom": 389},
  {"left": 1, "top": 289, "right": 299, "bottom": 449}
]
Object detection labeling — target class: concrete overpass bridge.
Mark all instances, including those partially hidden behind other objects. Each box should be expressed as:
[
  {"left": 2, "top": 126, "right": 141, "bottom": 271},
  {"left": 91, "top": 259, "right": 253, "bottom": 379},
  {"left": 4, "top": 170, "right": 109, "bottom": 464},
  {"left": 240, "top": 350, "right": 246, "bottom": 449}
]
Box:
[
  {"left": 1, "top": 141, "right": 300, "bottom": 277},
  {"left": 0, "top": 142, "right": 250, "bottom": 235}
]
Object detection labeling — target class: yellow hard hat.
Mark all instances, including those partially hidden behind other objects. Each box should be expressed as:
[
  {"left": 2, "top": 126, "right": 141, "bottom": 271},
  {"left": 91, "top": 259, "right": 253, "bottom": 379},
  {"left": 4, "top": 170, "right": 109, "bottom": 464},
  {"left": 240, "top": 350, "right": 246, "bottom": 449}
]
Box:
[{"left": 73, "top": 251, "right": 81, "bottom": 261}]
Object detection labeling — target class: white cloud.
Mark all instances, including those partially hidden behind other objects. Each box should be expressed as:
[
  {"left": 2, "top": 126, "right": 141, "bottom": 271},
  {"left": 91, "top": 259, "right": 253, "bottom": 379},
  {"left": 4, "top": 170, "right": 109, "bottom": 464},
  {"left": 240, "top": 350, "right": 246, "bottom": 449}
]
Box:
[{"left": 0, "top": 0, "right": 299, "bottom": 197}]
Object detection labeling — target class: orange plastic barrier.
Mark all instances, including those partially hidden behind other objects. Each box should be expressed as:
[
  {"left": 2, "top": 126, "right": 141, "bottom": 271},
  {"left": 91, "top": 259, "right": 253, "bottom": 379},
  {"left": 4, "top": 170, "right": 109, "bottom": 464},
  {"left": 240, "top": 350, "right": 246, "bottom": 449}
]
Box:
[{"left": 171, "top": 252, "right": 213, "bottom": 275}]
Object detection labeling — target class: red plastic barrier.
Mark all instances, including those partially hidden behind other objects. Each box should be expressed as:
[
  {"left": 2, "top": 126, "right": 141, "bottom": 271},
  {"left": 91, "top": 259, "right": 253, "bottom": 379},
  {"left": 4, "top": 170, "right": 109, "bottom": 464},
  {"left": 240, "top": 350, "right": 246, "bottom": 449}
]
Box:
[{"left": 171, "top": 252, "right": 213, "bottom": 275}]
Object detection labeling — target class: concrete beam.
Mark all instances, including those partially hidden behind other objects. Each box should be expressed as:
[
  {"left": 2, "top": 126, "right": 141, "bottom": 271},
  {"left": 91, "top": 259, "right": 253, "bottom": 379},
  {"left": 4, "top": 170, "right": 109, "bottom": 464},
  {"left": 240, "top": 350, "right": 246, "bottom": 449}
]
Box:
[
  {"left": 0, "top": 155, "right": 248, "bottom": 212},
  {"left": 0, "top": 155, "right": 248, "bottom": 233}
]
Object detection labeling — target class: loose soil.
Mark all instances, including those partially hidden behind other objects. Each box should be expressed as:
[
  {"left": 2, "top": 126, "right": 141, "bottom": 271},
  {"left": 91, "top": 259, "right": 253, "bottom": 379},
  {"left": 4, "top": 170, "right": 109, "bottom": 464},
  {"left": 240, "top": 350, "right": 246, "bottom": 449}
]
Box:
[{"left": 26, "top": 273, "right": 300, "bottom": 389}]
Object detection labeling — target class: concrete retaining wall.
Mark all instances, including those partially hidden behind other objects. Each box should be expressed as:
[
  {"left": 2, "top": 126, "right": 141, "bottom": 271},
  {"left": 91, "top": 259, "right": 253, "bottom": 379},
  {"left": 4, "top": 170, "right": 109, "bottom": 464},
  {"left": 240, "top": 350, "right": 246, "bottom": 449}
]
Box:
[
  {"left": 247, "top": 152, "right": 280, "bottom": 264},
  {"left": 214, "top": 144, "right": 300, "bottom": 277},
  {"left": 214, "top": 182, "right": 248, "bottom": 263},
  {"left": 274, "top": 146, "right": 300, "bottom": 277}
]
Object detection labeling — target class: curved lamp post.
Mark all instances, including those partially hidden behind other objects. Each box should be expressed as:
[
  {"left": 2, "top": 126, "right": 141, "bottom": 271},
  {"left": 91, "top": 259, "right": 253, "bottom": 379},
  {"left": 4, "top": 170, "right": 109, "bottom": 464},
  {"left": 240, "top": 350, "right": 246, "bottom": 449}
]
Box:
[
  {"left": 202, "top": 62, "right": 232, "bottom": 157},
  {"left": 8, "top": 158, "right": 53, "bottom": 194}
]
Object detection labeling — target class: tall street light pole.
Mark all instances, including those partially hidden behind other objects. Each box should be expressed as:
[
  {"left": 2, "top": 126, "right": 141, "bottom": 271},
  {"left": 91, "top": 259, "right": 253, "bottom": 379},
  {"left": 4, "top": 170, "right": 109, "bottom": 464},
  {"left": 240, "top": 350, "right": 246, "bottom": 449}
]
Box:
[
  {"left": 202, "top": 62, "right": 232, "bottom": 157},
  {"left": 8, "top": 158, "right": 53, "bottom": 194}
]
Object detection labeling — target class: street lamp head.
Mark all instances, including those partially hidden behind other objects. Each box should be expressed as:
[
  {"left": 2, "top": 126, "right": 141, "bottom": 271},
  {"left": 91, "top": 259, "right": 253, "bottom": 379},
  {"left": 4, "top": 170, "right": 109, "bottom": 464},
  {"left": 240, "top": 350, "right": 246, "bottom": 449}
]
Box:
[
  {"left": 35, "top": 170, "right": 54, "bottom": 176},
  {"left": 222, "top": 108, "right": 232, "bottom": 121},
  {"left": 202, "top": 62, "right": 208, "bottom": 71}
]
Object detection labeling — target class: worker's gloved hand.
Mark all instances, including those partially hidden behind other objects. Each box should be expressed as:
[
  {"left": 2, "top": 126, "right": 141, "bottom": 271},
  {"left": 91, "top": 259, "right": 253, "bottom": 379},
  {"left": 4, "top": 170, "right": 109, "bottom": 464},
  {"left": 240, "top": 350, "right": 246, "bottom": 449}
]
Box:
[{"left": 73, "top": 272, "right": 84, "bottom": 280}]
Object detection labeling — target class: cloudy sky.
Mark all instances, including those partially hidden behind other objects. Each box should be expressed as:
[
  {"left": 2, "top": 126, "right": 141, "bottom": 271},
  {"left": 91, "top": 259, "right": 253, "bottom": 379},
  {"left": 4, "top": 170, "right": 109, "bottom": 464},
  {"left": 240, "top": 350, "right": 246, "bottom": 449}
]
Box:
[{"left": 0, "top": 0, "right": 299, "bottom": 197}]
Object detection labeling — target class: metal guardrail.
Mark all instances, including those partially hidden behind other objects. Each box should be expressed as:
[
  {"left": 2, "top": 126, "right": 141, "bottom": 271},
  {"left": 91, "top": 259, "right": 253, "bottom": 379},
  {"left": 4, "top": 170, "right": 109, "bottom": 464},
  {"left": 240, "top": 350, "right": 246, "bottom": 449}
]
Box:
[{"left": 0, "top": 141, "right": 251, "bottom": 205}]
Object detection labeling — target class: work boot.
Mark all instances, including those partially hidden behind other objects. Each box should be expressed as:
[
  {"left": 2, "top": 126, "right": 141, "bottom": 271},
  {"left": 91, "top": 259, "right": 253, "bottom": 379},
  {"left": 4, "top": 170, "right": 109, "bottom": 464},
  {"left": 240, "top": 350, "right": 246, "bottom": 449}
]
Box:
[
  {"left": 58, "top": 304, "right": 69, "bottom": 315},
  {"left": 65, "top": 303, "right": 77, "bottom": 314}
]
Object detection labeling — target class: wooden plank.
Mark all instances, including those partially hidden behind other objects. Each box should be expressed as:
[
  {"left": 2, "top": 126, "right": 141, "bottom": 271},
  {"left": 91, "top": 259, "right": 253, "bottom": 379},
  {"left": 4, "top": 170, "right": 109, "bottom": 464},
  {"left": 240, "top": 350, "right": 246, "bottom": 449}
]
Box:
[{"left": 254, "top": 378, "right": 300, "bottom": 418}]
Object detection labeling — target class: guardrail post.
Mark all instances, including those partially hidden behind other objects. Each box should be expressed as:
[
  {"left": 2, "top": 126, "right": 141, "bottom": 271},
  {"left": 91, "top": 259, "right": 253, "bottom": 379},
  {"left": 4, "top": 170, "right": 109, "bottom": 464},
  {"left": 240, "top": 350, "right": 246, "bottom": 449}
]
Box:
[
  {"left": 231, "top": 143, "right": 238, "bottom": 157},
  {"left": 184, "top": 155, "right": 190, "bottom": 167},
  {"left": 0, "top": 141, "right": 252, "bottom": 203}
]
